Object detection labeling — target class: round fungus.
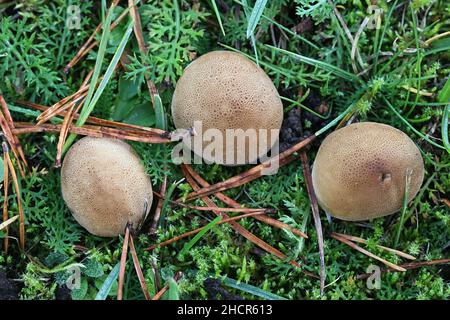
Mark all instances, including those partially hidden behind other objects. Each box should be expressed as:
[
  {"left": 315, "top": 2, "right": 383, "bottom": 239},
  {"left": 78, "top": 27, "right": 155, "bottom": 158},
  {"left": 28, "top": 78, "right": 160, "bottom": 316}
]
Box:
[
  {"left": 171, "top": 50, "right": 283, "bottom": 165},
  {"left": 311, "top": 122, "right": 424, "bottom": 221},
  {"left": 61, "top": 137, "right": 153, "bottom": 237}
]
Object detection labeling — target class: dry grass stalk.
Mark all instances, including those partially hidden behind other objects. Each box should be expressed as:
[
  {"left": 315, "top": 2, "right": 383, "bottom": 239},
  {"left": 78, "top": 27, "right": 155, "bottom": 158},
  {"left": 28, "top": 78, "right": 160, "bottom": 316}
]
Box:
[
  {"left": 2, "top": 142, "right": 25, "bottom": 250},
  {"left": 331, "top": 233, "right": 407, "bottom": 272},
  {"left": 12, "top": 122, "right": 171, "bottom": 144},
  {"left": 2, "top": 144, "right": 10, "bottom": 253},
  {"left": 182, "top": 164, "right": 308, "bottom": 239},
  {"left": 184, "top": 135, "right": 316, "bottom": 201},
  {"left": 300, "top": 151, "right": 326, "bottom": 295},
  {"left": 129, "top": 232, "right": 151, "bottom": 300},
  {"left": 150, "top": 176, "right": 168, "bottom": 236},
  {"left": 333, "top": 232, "right": 416, "bottom": 260},
  {"left": 0, "top": 96, "right": 28, "bottom": 177},
  {"left": 16, "top": 100, "right": 168, "bottom": 135},
  {"left": 146, "top": 211, "right": 267, "bottom": 251},
  {"left": 181, "top": 165, "right": 312, "bottom": 274},
  {"left": 117, "top": 224, "right": 130, "bottom": 300},
  {"left": 356, "top": 259, "right": 450, "bottom": 280}
]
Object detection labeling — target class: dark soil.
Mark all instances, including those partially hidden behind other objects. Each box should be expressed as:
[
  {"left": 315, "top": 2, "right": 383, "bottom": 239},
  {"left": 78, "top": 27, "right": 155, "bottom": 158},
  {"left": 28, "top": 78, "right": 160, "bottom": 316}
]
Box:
[
  {"left": 204, "top": 278, "right": 243, "bottom": 300},
  {"left": 0, "top": 269, "right": 18, "bottom": 300},
  {"left": 279, "top": 91, "right": 328, "bottom": 152}
]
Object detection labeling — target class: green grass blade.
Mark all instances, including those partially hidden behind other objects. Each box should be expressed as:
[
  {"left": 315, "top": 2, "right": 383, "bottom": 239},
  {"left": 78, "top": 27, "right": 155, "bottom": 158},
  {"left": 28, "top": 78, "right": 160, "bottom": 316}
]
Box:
[
  {"left": 267, "top": 45, "right": 362, "bottom": 83},
  {"left": 394, "top": 169, "right": 412, "bottom": 248},
  {"left": 64, "top": 20, "right": 134, "bottom": 151},
  {"left": 383, "top": 97, "right": 445, "bottom": 150},
  {"left": 210, "top": 0, "right": 225, "bottom": 36},
  {"left": 178, "top": 215, "right": 222, "bottom": 261},
  {"left": 246, "top": 0, "right": 268, "bottom": 39},
  {"left": 95, "top": 262, "right": 120, "bottom": 300},
  {"left": 78, "top": 21, "right": 134, "bottom": 126},
  {"left": 79, "top": 3, "right": 115, "bottom": 122},
  {"left": 438, "top": 77, "right": 450, "bottom": 153},
  {"left": 167, "top": 277, "right": 181, "bottom": 300},
  {"left": 154, "top": 94, "right": 167, "bottom": 130},
  {"left": 220, "top": 276, "right": 287, "bottom": 300}
]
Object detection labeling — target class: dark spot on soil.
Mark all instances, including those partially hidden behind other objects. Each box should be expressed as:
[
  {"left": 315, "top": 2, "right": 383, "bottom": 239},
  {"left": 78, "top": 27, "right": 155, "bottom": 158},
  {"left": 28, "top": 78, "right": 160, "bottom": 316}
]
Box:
[
  {"left": 279, "top": 91, "right": 328, "bottom": 152},
  {"left": 55, "top": 284, "right": 72, "bottom": 300},
  {"left": 0, "top": 269, "right": 18, "bottom": 300},
  {"left": 204, "top": 278, "right": 243, "bottom": 300}
]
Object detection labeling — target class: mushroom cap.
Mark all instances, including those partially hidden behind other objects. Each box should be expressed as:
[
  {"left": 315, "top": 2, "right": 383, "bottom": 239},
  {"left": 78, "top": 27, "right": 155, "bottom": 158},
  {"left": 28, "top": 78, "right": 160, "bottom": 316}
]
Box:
[
  {"left": 61, "top": 137, "right": 153, "bottom": 237},
  {"left": 311, "top": 122, "right": 424, "bottom": 221},
  {"left": 171, "top": 50, "right": 283, "bottom": 165}
]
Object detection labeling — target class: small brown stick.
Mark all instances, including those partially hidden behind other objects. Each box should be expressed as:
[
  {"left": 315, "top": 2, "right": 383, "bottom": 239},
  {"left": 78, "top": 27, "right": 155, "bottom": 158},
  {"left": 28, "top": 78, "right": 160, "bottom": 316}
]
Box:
[
  {"left": 150, "top": 176, "right": 168, "bottom": 235},
  {"left": 2, "top": 143, "right": 10, "bottom": 253},
  {"left": 36, "top": 85, "right": 89, "bottom": 125},
  {"left": 64, "top": 0, "right": 122, "bottom": 72},
  {"left": 330, "top": 233, "right": 407, "bottom": 272},
  {"left": 152, "top": 271, "right": 183, "bottom": 301},
  {"left": 117, "top": 224, "right": 131, "bottom": 300},
  {"left": 153, "top": 191, "right": 273, "bottom": 214},
  {"left": 0, "top": 96, "right": 28, "bottom": 177},
  {"left": 181, "top": 165, "right": 310, "bottom": 273},
  {"left": 13, "top": 122, "right": 171, "bottom": 144},
  {"left": 0, "top": 215, "right": 19, "bottom": 232},
  {"left": 16, "top": 100, "right": 168, "bottom": 135},
  {"left": 128, "top": 232, "right": 151, "bottom": 300},
  {"left": 333, "top": 232, "right": 416, "bottom": 260},
  {"left": 146, "top": 211, "right": 267, "bottom": 251},
  {"left": 356, "top": 259, "right": 450, "bottom": 280},
  {"left": 55, "top": 99, "right": 85, "bottom": 167},
  {"left": 183, "top": 164, "right": 308, "bottom": 239},
  {"left": 3, "top": 142, "right": 25, "bottom": 250},
  {"left": 127, "top": 0, "right": 158, "bottom": 105},
  {"left": 300, "top": 151, "right": 326, "bottom": 295},
  {"left": 443, "top": 198, "right": 450, "bottom": 209},
  {"left": 185, "top": 135, "right": 316, "bottom": 201}
]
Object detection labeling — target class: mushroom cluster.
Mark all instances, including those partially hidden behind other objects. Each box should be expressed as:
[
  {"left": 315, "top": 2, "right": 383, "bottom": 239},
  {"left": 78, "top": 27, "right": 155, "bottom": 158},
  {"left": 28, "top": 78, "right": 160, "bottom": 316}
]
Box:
[
  {"left": 61, "top": 137, "right": 153, "bottom": 237},
  {"left": 171, "top": 50, "right": 283, "bottom": 165},
  {"left": 312, "top": 122, "right": 424, "bottom": 221}
]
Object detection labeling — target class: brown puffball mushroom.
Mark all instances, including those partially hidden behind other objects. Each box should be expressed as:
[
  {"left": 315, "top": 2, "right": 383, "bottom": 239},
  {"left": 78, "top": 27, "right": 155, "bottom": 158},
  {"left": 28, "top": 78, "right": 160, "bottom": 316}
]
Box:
[
  {"left": 61, "top": 137, "right": 153, "bottom": 237},
  {"left": 312, "top": 122, "right": 424, "bottom": 221},
  {"left": 171, "top": 50, "right": 283, "bottom": 165}
]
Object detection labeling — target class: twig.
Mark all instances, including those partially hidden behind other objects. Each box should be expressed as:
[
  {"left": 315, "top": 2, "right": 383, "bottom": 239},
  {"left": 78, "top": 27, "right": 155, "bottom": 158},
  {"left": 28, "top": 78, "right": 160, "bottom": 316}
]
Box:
[
  {"left": 127, "top": 0, "right": 158, "bottom": 106},
  {"left": 117, "top": 225, "right": 130, "bottom": 300},
  {"left": 12, "top": 122, "right": 171, "bottom": 144},
  {"left": 3, "top": 142, "right": 25, "bottom": 250},
  {"left": 146, "top": 211, "right": 267, "bottom": 251},
  {"left": 150, "top": 176, "right": 168, "bottom": 235},
  {"left": 153, "top": 191, "right": 274, "bottom": 214},
  {"left": 182, "top": 165, "right": 316, "bottom": 277},
  {"left": 2, "top": 145, "right": 10, "bottom": 253},
  {"left": 184, "top": 136, "right": 316, "bottom": 201},
  {"left": 0, "top": 96, "right": 28, "bottom": 177},
  {"left": 300, "top": 151, "right": 326, "bottom": 295},
  {"left": 183, "top": 164, "right": 308, "bottom": 239},
  {"left": 332, "top": 232, "right": 416, "bottom": 260},
  {"left": 331, "top": 233, "right": 406, "bottom": 272},
  {"left": 129, "top": 232, "right": 151, "bottom": 300},
  {"left": 152, "top": 271, "right": 183, "bottom": 300},
  {"left": 356, "top": 259, "right": 450, "bottom": 280},
  {"left": 16, "top": 100, "right": 167, "bottom": 135}
]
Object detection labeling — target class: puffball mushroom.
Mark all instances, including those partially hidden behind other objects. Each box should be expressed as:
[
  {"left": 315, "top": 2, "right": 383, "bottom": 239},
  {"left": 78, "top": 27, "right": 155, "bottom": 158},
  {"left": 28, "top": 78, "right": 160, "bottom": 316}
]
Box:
[
  {"left": 171, "top": 50, "right": 283, "bottom": 165},
  {"left": 312, "top": 122, "right": 424, "bottom": 221},
  {"left": 61, "top": 137, "right": 153, "bottom": 237}
]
